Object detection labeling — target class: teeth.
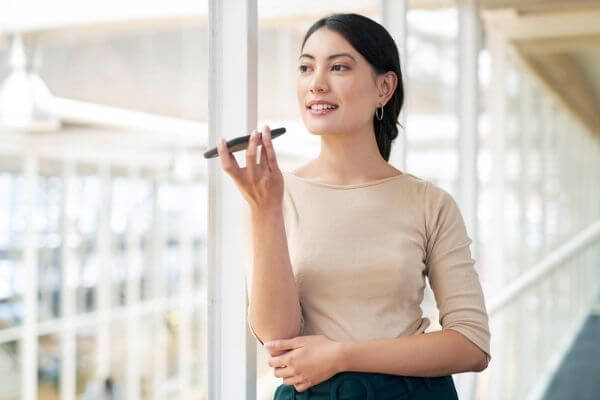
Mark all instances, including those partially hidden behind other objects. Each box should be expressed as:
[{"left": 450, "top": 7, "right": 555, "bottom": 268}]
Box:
[{"left": 310, "top": 104, "right": 337, "bottom": 110}]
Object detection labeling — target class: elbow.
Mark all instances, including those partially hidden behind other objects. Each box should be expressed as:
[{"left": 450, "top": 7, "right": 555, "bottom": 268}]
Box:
[
  {"left": 248, "top": 303, "right": 303, "bottom": 346},
  {"left": 257, "top": 329, "right": 301, "bottom": 345},
  {"left": 446, "top": 328, "right": 489, "bottom": 373},
  {"left": 471, "top": 351, "right": 489, "bottom": 372},
  {"left": 248, "top": 316, "right": 303, "bottom": 345}
]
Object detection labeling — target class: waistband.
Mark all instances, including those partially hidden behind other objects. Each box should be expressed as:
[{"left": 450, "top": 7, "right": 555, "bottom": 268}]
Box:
[{"left": 273, "top": 371, "right": 457, "bottom": 400}]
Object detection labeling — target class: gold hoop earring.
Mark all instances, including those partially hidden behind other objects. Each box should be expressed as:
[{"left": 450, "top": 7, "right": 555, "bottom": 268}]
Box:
[{"left": 375, "top": 104, "right": 384, "bottom": 121}]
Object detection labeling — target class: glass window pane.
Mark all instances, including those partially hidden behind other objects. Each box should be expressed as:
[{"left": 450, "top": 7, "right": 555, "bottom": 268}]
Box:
[
  {"left": 76, "top": 329, "right": 95, "bottom": 397},
  {"left": 108, "top": 321, "right": 126, "bottom": 398},
  {"left": 1, "top": 2, "right": 209, "bottom": 398},
  {"left": 38, "top": 334, "right": 60, "bottom": 400},
  {"left": 406, "top": 3, "right": 459, "bottom": 193},
  {"left": 38, "top": 163, "right": 63, "bottom": 322},
  {"left": 75, "top": 173, "right": 100, "bottom": 315},
  {"left": 0, "top": 160, "right": 24, "bottom": 329},
  {"left": 0, "top": 340, "right": 20, "bottom": 400}
]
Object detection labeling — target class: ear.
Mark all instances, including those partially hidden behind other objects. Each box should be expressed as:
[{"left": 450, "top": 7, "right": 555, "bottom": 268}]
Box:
[{"left": 377, "top": 71, "right": 398, "bottom": 107}]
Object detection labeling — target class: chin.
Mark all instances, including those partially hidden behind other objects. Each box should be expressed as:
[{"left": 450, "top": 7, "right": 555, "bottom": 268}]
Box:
[
  {"left": 305, "top": 126, "right": 333, "bottom": 136},
  {"left": 303, "top": 120, "right": 343, "bottom": 136}
]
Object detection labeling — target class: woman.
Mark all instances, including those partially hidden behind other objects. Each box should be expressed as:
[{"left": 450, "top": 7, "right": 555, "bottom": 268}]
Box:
[{"left": 217, "top": 12, "right": 491, "bottom": 400}]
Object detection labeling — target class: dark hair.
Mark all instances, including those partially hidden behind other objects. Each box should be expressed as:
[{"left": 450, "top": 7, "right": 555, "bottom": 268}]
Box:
[{"left": 301, "top": 13, "right": 404, "bottom": 162}]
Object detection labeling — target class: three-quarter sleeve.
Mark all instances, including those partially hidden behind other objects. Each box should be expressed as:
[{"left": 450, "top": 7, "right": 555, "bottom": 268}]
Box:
[{"left": 424, "top": 182, "right": 491, "bottom": 363}]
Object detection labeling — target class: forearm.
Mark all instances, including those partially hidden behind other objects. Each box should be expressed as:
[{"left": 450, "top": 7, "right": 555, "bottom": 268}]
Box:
[
  {"left": 337, "top": 329, "right": 488, "bottom": 377},
  {"left": 248, "top": 207, "right": 302, "bottom": 344}
]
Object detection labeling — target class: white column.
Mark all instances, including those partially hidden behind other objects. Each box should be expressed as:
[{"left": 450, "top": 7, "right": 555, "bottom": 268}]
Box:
[
  {"left": 61, "top": 160, "right": 76, "bottom": 400},
  {"left": 539, "top": 92, "right": 548, "bottom": 257},
  {"left": 96, "top": 164, "right": 111, "bottom": 384},
  {"left": 125, "top": 166, "right": 142, "bottom": 400},
  {"left": 541, "top": 95, "right": 556, "bottom": 253},
  {"left": 519, "top": 76, "right": 532, "bottom": 270},
  {"left": 22, "top": 154, "right": 38, "bottom": 400},
  {"left": 487, "top": 26, "right": 507, "bottom": 298},
  {"left": 547, "top": 103, "right": 560, "bottom": 349},
  {"left": 484, "top": 23, "right": 508, "bottom": 400},
  {"left": 382, "top": 0, "right": 408, "bottom": 170},
  {"left": 457, "top": 0, "right": 480, "bottom": 259},
  {"left": 178, "top": 180, "right": 193, "bottom": 399},
  {"left": 151, "top": 172, "right": 167, "bottom": 399},
  {"left": 454, "top": 1, "right": 480, "bottom": 399},
  {"left": 516, "top": 75, "right": 529, "bottom": 400},
  {"left": 208, "top": 0, "right": 257, "bottom": 399}
]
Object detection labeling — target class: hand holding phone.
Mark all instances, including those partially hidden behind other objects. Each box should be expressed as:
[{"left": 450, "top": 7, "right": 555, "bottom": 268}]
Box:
[{"left": 214, "top": 125, "right": 285, "bottom": 213}]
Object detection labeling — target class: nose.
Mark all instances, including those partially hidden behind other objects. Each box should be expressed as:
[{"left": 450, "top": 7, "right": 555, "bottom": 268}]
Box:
[
  {"left": 310, "top": 84, "right": 327, "bottom": 94},
  {"left": 309, "top": 69, "right": 328, "bottom": 94}
]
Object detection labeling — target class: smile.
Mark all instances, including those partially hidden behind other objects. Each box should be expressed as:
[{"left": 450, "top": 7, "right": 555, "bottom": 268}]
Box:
[{"left": 307, "top": 105, "right": 338, "bottom": 115}]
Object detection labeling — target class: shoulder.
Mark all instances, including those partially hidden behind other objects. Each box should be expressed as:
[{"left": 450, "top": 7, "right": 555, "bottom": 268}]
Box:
[
  {"left": 393, "top": 175, "right": 458, "bottom": 225},
  {"left": 388, "top": 171, "right": 431, "bottom": 202},
  {"left": 423, "top": 180, "right": 455, "bottom": 206},
  {"left": 422, "top": 181, "right": 465, "bottom": 235},
  {"left": 399, "top": 171, "right": 429, "bottom": 189}
]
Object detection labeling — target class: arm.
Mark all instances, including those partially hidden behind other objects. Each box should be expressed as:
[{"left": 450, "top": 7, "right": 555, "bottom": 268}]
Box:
[
  {"left": 338, "top": 182, "right": 490, "bottom": 376},
  {"left": 217, "top": 126, "right": 302, "bottom": 347},
  {"left": 337, "top": 329, "right": 488, "bottom": 376},
  {"left": 245, "top": 203, "right": 303, "bottom": 345}
]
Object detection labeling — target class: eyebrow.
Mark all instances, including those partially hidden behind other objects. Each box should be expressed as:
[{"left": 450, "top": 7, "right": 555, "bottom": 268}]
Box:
[{"left": 298, "top": 52, "right": 356, "bottom": 62}]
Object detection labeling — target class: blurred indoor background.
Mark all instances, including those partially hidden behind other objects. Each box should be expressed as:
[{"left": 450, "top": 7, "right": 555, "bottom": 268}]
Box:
[{"left": 0, "top": 0, "right": 599, "bottom": 399}]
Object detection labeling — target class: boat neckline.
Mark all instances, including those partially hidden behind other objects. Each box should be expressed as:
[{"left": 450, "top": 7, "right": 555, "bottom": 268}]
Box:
[{"left": 283, "top": 171, "right": 408, "bottom": 189}]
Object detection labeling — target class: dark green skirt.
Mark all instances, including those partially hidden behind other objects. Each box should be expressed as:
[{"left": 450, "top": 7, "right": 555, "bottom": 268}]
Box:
[{"left": 272, "top": 371, "right": 459, "bottom": 400}]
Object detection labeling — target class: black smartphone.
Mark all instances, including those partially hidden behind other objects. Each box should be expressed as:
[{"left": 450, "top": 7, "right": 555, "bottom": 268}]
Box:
[{"left": 203, "top": 127, "right": 286, "bottom": 159}]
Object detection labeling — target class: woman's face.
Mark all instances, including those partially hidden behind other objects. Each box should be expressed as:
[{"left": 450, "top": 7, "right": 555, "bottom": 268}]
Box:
[{"left": 296, "top": 28, "right": 381, "bottom": 137}]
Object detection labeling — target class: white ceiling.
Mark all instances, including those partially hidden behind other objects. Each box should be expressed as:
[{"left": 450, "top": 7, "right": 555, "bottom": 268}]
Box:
[
  {"left": 482, "top": 0, "right": 600, "bottom": 137},
  {"left": 2, "top": 0, "right": 598, "bottom": 138}
]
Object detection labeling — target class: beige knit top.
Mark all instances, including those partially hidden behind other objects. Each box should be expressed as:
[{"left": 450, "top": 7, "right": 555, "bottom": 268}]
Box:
[{"left": 246, "top": 170, "right": 491, "bottom": 363}]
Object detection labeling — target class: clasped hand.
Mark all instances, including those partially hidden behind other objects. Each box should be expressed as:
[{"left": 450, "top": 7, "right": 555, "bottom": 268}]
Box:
[{"left": 265, "top": 335, "right": 344, "bottom": 393}]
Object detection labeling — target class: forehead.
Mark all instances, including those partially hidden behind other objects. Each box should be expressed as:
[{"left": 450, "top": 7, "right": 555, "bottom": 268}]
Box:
[{"left": 301, "top": 28, "right": 359, "bottom": 60}]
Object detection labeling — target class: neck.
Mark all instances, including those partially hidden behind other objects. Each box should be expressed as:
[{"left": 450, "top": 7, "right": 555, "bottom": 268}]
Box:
[{"left": 312, "top": 124, "right": 392, "bottom": 181}]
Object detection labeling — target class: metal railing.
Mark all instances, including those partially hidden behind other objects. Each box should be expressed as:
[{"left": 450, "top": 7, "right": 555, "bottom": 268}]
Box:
[{"left": 476, "top": 220, "right": 600, "bottom": 400}]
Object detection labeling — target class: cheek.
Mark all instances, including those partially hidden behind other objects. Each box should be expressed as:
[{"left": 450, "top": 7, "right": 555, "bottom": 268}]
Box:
[
  {"left": 340, "top": 80, "right": 376, "bottom": 116},
  {"left": 352, "top": 79, "right": 375, "bottom": 101}
]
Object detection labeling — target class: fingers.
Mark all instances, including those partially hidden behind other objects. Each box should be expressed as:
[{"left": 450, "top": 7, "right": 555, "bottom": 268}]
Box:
[
  {"left": 260, "top": 125, "right": 280, "bottom": 174},
  {"left": 273, "top": 366, "right": 295, "bottom": 379},
  {"left": 259, "top": 135, "right": 268, "bottom": 169},
  {"left": 268, "top": 355, "right": 285, "bottom": 368},
  {"left": 246, "top": 129, "right": 259, "bottom": 181},
  {"left": 259, "top": 125, "right": 269, "bottom": 171},
  {"left": 266, "top": 348, "right": 288, "bottom": 357},
  {"left": 217, "top": 137, "right": 240, "bottom": 179}
]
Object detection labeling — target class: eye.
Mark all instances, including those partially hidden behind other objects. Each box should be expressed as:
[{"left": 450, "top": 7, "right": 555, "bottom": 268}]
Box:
[
  {"left": 298, "top": 64, "right": 311, "bottom": 73},
  {"left": 332, "top": 64, "right": 349, "bottom": 71}
]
